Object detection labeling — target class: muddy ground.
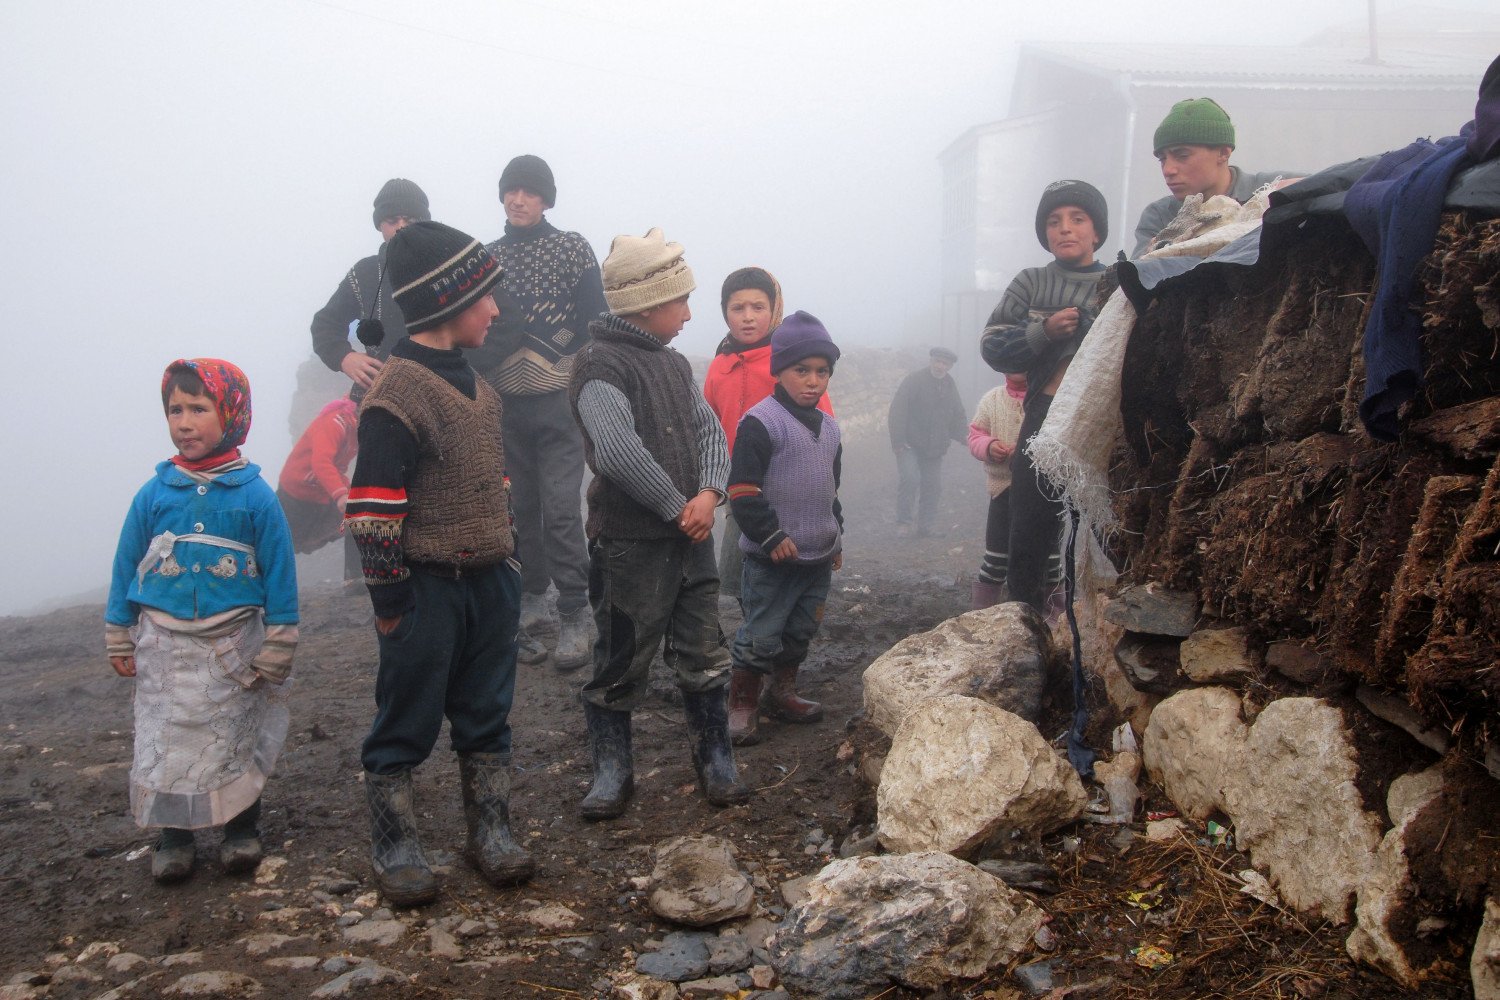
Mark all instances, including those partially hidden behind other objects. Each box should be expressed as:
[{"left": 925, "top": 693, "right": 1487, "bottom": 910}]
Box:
[{"left": 0, "top": 436, "right": 1467, "bottom": 998}]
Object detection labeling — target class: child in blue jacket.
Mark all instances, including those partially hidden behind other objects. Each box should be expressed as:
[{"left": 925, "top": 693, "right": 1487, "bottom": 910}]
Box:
[{"left": 105, "top": 358, "right": 298, "bottom": 884}]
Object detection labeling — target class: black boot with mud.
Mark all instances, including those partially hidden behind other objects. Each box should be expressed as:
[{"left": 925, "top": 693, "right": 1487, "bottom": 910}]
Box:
[
  {"left": 364, "top": 770, "right": 439, "bottom": 906},
  {"left": 220, "top": 797, "right": 263, "bottom": 875},
  {"left": 459, "top": 752, "right": 535, "bottom": 887},
  {"left": 580, "top": 702, "right": 633, "bottom": 820},
  {"left": 683, "top": 688, "right": 751, "bottom": 807},
  {"left": 151, "top": 827, "right": 195, "bottom": 884}
]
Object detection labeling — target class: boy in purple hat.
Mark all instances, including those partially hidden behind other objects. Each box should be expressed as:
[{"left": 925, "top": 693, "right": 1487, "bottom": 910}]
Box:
[{"left": 725, "top": 312, "right": 843, "bottom": 745}]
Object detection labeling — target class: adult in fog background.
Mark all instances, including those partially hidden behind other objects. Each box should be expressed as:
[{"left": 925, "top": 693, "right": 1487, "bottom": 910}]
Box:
[
  {"left": 1132, "top": 99, "right": 1299, "bottom": 256},
  {"left": 887, "top": 347, "right": 967, "bottom": 538},
  {"left": 469, "top": 154, "right": 607, "bottom": 673},
  {"left": 310, "top": 178, "right": 430, "bottom": 399}
]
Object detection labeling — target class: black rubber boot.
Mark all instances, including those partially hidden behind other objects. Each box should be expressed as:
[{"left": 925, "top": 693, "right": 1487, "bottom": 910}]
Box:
[
  {"left": 220, "top": 797, "right": 263, "bottom": 874},
  {"left": 365, "top": 770, "right": 439, "bottom": 906},
  {"left": 580, "top": 703, "right": 633, "bottom": 821},
  {"left": 458, "top": 753, "right": 535, "bottom": 887},
  {"left": 152, "top": 827, "right": 195, "bottom": 884},
  {"left": 682, "top": 688, "right": 751, "bottom": 807}
]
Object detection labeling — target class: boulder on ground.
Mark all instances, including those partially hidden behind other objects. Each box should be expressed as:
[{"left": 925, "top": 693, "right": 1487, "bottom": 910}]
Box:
[
  {"left": 1473, "top": 897, "right": 1500, "bottom": 1000},
  {"left": 648, "top": 835, "right": 755, "bottom": 927},
  {"left": 769, "top": 852, "right": 1043, "bottom": 1000},
  {"left": 862, "top": 603, "right": 1052, "bottom": 736},
  {"left": 877, "top": 696, "right": 1085, "bottom": 856},
  {"left": 1102, "top": 584, "right": 1199, "bottom": 637},
  {"left": 1142, "top": 687, "right": 1247, "bottom": 819},
  {"left": 1179, "top": 627, "right": 1260, "bottom": 683},
  {"left": 1265, "top": 640, "right": 1327, "bottom": 685}
]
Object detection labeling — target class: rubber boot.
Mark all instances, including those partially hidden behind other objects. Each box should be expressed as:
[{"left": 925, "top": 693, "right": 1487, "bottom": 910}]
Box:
[
  {"left": 766, "top": 663, "right": 824, "bottom": 724},
  {"left": 971, "top": 578, "right": 1005, "bottom": 610},
  {"left": 220, "top": 797, "right": 263, "bottom": 874},
  {"left": 682, "top": 689, "right": 751, "bottom": 807},
  {"left": 580, "top": 703, "right": 634, "bottom": 821},
  {"left": 553, "top": 606, "right": 595, "bottom": 673},
  {"left": 364, "top": 770, "right": 439, "bottom": 906},
  {"left": 458, "top": 753, "right": 535, "bottom": 887},
  {"left": 151, "top": 827, "right": 195, "bottom": 884},
  {"left": 516, "top": 626, "right": 550, "bottom": 666},
  {"left": 727, "top": 668, "right": 763, "bottom": 746}
]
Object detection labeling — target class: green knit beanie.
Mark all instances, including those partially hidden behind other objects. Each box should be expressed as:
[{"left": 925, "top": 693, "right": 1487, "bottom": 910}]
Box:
[{"left": 1153, "top": 98, "right": 1236, "bottom": 153}]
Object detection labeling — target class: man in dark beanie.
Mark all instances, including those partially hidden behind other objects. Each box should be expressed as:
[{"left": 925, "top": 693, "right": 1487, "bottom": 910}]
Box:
[
  {"left": 343, "top": 220, "right": 533, "bottom": 905},
  {"left": 887, "top": 346, "right": 967, "bottom": 538},
  {"left": 1132, "top": 98, "right": 1298, "bottom": 256},
  {"left": 468, "top": 155, "right": 607, "bottom": 673}
]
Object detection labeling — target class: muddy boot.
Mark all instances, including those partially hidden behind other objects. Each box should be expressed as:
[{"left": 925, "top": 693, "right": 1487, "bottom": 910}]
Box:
[
  {"left": 727, "top": 668, "right": 764, "bottom": 746},
  {"left": 682, "top": 689, "right": 751, "bottom": 807},
  {"left": 766, "top": 663, "right": 824, "bottom": 724},
  {"left": 519, "top": 591, "right": 551, "bottom": 633},
  {"left": 971, "top": 578, "right": 1005, "bottom": 610},
  {"left": 151, "top": 827, "right": 195, "bottom": 884},
  {"left": 458, "top": 753, "right": 535, "bottom": 887},
  {"left": 365, "top": 770, "right": 439, "bottom": 907},
  {"left": 220, "top": 798, "right": 263, "bottom": 874},
  {"left": 516, "top": 625, "right": 550, "bottom": 667},
  {"left": 553, "top": 606, "right": 595, "bottom": 673},
  {"left": 580, "top": 703, "right": 634, "bottom": 821}
]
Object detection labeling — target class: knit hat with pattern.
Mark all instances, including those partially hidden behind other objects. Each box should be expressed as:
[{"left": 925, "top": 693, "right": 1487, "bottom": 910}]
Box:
[
  {"left": 1153, "top": 98, "right": 1235, "bottom": 153},
  {"left": 601, "top": 228, "right": 696, "bottom": 315},
  {"left": 371, "top": 178, "right": 431, "bottom": 229},
  {"left": 498, "top": 154, "right": 557, "bottom": 208},
  {"left": 1034, "top": 179, "right": 1109, "bottom": 250},
  {"left": 770, "top": 311, "right": 840, "bottom": 374},
  {"left": 386, "top": 221, "right": 504, "bottom": 334}
]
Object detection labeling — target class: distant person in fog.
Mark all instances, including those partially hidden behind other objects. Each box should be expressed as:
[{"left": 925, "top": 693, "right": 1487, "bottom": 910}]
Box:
[{"left": 887, "top": 347, "right": 967, "bottom": 538}]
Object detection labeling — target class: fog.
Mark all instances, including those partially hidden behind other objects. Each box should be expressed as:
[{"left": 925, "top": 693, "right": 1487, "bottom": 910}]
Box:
[{"left": 0, "top": 0, "right": 1491, "bottom": 615}]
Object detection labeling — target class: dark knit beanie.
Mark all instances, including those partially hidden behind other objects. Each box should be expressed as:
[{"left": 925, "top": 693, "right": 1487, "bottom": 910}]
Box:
[
  {"left": 930, "top": 346, "right": 958, "bottom": 365},
  {"left": 1153, "top": 98, "right": 1236, "bottom": 153},
  {"left": 1034, "top": 179, "right": 1109, "bottom": 250},
  {"left": 498, "top": 154, "right": 557, "bottom": 208},
  {"left": 720, "top": 267, "right": 780, "bottom": 320},
  {"left": 385, "top": 222, "right": 504, "bottom": 334},
  {"left": 371, "top": 178, "right": 431, "bottom": 229},
  {"left": 770, "top": 311, "right": 841, "bottom": 374}
]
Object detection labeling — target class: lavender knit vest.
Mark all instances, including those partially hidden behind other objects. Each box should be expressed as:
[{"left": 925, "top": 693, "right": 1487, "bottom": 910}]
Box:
[{"left": 739, "top": 397, "right": 841, "bottom": 563}]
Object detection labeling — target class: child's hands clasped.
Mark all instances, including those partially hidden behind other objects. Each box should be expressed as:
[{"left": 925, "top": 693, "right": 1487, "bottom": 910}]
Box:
[
  {"left": 677, "top": 490, "right": 718, "bottom": 543},
  {"left": 110, "top": 655, "right": 136, "bottom": 678}
]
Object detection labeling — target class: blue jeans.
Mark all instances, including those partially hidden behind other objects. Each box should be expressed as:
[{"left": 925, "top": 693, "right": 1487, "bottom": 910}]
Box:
[{"left": 732, "top": 557, "right": 833, "bottom": 676}]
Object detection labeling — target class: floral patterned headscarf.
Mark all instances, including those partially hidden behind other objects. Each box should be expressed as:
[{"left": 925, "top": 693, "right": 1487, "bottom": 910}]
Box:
[{"left": 161, "top": 358, "right": 253, "bottom": 458}]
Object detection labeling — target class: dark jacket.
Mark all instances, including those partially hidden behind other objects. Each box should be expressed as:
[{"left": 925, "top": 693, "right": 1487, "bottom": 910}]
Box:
[
  {"left": 888, "top": 368, "right": 967, "bottom": 457},
  {"left": 309, "top": 247, "right": 404, "bottom": 401}
]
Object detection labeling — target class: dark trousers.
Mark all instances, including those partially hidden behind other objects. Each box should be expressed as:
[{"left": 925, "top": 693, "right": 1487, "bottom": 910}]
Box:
[
  {"left": 732, "top": 558, "right": 832, "bottom": 675},
  {"left": 581, "top": 535, "right": 729, "bottom": 712},
  {"left": 1008, "top": 395, "right": 1065, "bottom": 611},
  {"left": 895, "top": 448, "right": 945, "bottom": 528},
  {"left": 362, "top": 562, "right": 521, "bottom": 774},
  {"left": 979, "top": 489, "right": 1013, "bottom": 585},
  {"left": 501, "top": 389, "right": 590, "bottom": 614}
]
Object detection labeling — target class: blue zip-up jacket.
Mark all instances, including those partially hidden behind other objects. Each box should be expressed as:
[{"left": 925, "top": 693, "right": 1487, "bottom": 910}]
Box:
[{"left": 106, "top": 461, "right": 299, "bottom": 626}]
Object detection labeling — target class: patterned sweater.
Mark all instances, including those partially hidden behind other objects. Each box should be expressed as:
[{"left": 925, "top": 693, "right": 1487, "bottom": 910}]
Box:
[
  {"left": 472, "top": 219, "right": 608, "bottom": 396},
  {"left": 979, "top": 259, "right": 1106, "bottom": 407}
]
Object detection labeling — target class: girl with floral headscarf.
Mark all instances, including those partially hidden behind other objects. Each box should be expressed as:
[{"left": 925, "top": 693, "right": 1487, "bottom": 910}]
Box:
[{"left": 104, "top": 358, "right": 299, "bottom": 885}]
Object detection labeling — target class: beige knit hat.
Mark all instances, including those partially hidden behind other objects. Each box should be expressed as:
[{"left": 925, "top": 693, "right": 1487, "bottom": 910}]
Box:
[{"left": 601, "top": 227, "right": 697, "bottom": 315}]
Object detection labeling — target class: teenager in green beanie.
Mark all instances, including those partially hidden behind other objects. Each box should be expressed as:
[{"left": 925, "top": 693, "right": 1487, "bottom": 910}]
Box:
[{"left": 1131, "top": 98, "right": 1299, "bottom": 256}]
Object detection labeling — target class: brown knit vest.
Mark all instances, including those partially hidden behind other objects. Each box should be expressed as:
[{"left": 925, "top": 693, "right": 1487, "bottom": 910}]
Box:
[
  {"left": 361, "top": 357, "right": 514, "bottom": 567},
  {"left": 569, "top": 324, "right": 700, "bottom": 540}
]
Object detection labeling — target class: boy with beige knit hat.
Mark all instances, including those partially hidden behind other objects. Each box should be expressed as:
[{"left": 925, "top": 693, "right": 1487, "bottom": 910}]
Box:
[{"left": 567, "top": 228, "right": 749, "bottom": 820}]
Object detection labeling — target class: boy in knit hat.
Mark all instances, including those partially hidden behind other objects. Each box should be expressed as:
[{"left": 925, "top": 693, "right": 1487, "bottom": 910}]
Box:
[
  {"left": 567, "top": 228, "right": 748, "bottom": 819},
  {"left": 1132, "top": 98, "right": 1299, "bottom": 256},
  {"left": 981, "top": 180, "right": 1110, "bottom": 615},
  {"left": 724, "top": 312, "right": 843, "bottom": 745},
  {"left": 343, "top": 221, "right": 532, "bottom": 906}
]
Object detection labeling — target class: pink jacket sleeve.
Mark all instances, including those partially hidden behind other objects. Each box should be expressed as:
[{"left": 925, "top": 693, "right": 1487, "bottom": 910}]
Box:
[{"left": 968, "top": 422, "right": 997, "bottom": 463}]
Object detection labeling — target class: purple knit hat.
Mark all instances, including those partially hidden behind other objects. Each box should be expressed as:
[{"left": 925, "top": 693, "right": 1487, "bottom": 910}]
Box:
[{"left": 770, "top": 310, "right": 841, "bottom": 374}]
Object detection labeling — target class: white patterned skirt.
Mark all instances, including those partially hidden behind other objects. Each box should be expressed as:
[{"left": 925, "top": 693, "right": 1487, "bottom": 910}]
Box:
[{"left": 130, "top": 613, "right": 290, "bottom": 829}]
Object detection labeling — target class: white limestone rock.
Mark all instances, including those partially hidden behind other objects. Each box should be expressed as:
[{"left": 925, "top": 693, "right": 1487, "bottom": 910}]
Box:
[
  {"left": 1142, "top": 686, "right": 1248, "bottom": 819},
  {"left": 769, "top": 852, "right": 1043, "bottom": 1000},
  {"left": 1179, "top": 627, "right": 1260, "bottom": 683},
  {"left": 877, "top": 696, "right": 1085, "bottom": 856},
  {"left": 648, "top": 835, "right": 755, "bottom": 927},
  {"left": 862, "top": 603, "right": 1052, "bottom": 735},
  {"left": 1473, "top": 898, "right": 1500, "bottom": 1000}
]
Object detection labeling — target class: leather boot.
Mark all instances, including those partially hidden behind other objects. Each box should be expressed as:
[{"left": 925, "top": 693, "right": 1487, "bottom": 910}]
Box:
[
  {"left": 727, "top": 668, "right": 763, "bottom": 746},
  {"left": 682, "top": 689, "right": 751, "bottom": 807},
  {"left": 365, "top": 770, "right": 439, "bottom": 906},
  {"left": 553, "top": 606, "right": 596, "bottom": 673},
  {"left": 766, "top": 663, "right": 823, "bottom": 724},
  {"left": 220, "top": 798, "right": 263, "bottom": 874},
  {"left": 580, "top": 703, "right": 634, "bottom": 821},
  {"left": 971, "top": 578, "right": 1005, "bottom": 610},
  {"left": 516, "top": 626, "right": 550, "bottom": 666},
  {"left": 151, "top": 827, "right": 195, "bottom": 884},
  {"left": 458, "top": 753, "right": 535, "bottom": 887}
]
